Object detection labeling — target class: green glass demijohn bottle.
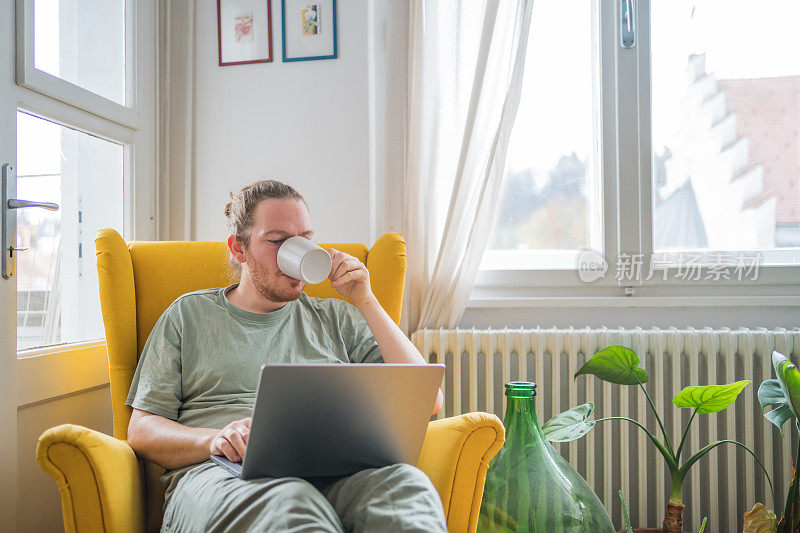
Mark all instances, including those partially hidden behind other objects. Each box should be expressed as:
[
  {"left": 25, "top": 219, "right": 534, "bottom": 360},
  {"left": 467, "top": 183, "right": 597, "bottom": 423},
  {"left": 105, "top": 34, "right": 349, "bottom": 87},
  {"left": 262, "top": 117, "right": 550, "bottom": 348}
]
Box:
[{"left": 477, "top": 382, "right": 614, "bottom": 533}]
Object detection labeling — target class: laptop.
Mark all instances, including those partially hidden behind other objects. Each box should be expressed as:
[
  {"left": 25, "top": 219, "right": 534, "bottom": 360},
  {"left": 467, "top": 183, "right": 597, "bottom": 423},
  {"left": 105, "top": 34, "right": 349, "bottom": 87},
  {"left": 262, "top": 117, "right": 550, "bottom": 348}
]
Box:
[{"left": 209, "top": 363, "right": 445, "bottom": 479}]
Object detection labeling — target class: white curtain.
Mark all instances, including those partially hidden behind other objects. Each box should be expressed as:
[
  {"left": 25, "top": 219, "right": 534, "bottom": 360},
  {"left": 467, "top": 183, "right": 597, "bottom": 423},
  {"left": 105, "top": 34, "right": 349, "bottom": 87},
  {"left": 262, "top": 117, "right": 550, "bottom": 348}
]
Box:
[{"left": 401, "top": 0, "right": 533, "bottom": 334}]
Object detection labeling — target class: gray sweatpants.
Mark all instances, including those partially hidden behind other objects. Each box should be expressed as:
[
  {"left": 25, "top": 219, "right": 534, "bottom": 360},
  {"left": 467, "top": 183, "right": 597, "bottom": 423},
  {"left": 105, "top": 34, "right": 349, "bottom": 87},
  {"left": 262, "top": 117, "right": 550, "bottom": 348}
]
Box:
[{"left": 161, "top": 462, "right": 448, "bottom": 532}]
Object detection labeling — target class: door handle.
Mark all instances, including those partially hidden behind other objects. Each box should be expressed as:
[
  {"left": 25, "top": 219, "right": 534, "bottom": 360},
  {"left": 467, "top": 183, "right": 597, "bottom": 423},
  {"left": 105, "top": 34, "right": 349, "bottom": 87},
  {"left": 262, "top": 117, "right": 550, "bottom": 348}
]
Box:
[
  {"left": 2, "top": 163, "right": 61, "bottom": 280},
  {"left": 620, "top": 0, "right": 636, "bottom": 49},
  {"left": 8, "top": 199, "right": 59, "bottom": 210}
]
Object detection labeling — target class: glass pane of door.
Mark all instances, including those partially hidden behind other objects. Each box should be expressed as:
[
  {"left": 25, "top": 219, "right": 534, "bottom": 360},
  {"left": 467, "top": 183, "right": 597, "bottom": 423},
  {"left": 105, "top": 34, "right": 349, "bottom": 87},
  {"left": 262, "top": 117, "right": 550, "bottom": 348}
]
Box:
[
  {"left": 483, "top": 0, "right": 603, "bottom": 269},
  {"left": 34, "top": 0, "right": 126, "bottom": 105},
  {"left": 16, "top": 111, "right": 123, "bottom": 350},
  {"left": 651, "top": 0, "right": 800, "bottom": 262}
]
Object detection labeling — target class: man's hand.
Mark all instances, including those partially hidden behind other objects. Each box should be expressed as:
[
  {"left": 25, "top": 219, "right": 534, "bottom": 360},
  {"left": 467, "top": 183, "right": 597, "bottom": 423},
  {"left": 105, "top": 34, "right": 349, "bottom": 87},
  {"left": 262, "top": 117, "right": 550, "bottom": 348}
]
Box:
[
  {"left": 209, "top": 417, "right": 252, "bottom": 463},
  {"left": 327, "top": 248, "right": 375, "bottom": 308}
]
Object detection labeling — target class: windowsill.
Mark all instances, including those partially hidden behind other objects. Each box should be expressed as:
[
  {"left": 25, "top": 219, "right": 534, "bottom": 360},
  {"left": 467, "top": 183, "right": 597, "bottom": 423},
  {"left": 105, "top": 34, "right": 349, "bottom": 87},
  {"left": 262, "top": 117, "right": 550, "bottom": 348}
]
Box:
[
  {"left": 466, "top": 295, "right": 800, "bottom": 308},
  {"left": 17, "top": 340, "right": 109, "bottom": 408}
]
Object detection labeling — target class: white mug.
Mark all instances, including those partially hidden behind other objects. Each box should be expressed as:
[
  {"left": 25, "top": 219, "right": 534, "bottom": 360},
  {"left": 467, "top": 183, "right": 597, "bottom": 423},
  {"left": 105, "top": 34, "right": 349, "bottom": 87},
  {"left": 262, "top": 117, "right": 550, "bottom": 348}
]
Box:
[{"left": 276, "top": 236, "right": 332, "bottom": 284}]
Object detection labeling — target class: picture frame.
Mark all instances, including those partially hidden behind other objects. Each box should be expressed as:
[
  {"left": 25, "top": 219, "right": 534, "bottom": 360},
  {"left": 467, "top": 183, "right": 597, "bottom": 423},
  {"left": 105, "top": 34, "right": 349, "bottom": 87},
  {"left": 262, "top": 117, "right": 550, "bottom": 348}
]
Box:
[
  {"left": 217, "top": 0, "right": 273, "bottom": 66},
  {"left": 281, "top": 0, "right": 338, "bottom": 62}
]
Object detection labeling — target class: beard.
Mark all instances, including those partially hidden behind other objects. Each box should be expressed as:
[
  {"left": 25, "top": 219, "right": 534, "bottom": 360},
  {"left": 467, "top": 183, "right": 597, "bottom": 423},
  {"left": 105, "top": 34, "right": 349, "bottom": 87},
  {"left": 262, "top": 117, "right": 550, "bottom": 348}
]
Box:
[{"left": 245, "top": 256, "right": 305, "bottom": 303}]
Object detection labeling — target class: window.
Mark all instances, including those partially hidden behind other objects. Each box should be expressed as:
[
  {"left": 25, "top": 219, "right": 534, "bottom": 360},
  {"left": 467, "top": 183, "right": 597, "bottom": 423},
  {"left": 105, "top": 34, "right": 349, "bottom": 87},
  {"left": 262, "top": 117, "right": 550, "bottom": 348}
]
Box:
[
  {"left": 479, "top": 0, "right": 800, "bottom": 294},
  {"left": 16, "top": 112, "right": 123, "bottom": 350},
  {"left": 483, "top": 1, "right": 602, "bottom": 271},
  {"left": 18, "top": 0, "right": 136, "bottom": 127},
  {"left": 650, "top": 0, "right": 800, "bottom": 260},
  {"left": 33, "top": 0, "right": 127, "bottom": 106},
  {"left": 15, "top": 0, "right": 155, "bottom": 353}
]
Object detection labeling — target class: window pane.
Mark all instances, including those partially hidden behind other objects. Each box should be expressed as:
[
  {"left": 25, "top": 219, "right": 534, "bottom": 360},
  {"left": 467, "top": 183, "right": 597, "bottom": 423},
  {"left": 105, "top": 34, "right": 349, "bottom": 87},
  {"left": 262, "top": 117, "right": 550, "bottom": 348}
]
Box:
[
  {"left": 34, "top": 0, "right": 126, "bottom": 106},
  {"left": 483, "top": 0, "right": 602, "bottom": 269},
  {"left": 651, "top": 0, "right": 800, "bottom": 260},
  {"left": 16, "top": 111, "right": 124, "bottom": 351}
]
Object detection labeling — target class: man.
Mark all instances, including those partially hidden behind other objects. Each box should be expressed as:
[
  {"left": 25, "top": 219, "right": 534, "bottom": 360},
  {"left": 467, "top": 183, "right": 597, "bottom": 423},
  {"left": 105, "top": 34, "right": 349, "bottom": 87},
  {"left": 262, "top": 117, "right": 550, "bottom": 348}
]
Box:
[{"left": 125, "top": 179, "right": 447, "bottom": 532}]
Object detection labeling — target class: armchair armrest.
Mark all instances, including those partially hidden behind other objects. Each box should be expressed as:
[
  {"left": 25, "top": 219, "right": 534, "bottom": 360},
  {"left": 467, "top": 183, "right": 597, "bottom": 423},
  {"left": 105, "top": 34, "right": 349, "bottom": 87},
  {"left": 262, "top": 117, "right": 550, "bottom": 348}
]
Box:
[
  {"left": 417, "top": 413, "right": 505, "bottom": 533},
  {"left": 37, "top": 424, "right": 145, "bottom": 533}
]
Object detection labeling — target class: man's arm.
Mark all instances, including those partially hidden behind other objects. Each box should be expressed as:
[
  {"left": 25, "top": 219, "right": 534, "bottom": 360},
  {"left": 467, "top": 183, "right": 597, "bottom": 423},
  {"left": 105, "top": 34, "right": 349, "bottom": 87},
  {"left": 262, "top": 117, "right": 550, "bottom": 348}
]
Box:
[
  {"left": 126, "top": 408, "right": 252, "bottom": 469},
  {"left": 355, "top": 296, "right": 445, "bottom": 415},
  {"left": 328, "top": 249, "right": 445, "bottom": 415},
  {"left": 328, "top": 248, "right": 444, "bottom": 415}
]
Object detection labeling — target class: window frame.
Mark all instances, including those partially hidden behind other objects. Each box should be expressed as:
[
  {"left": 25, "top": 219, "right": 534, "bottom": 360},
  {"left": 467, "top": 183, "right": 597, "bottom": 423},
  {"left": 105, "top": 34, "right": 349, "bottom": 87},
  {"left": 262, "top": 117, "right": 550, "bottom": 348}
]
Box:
[
  {"left": 473, "top": 0, "right": 800, "bottom": 303},
  {"left": 15, "top": 0, "right": 139, "bottom": 128}
]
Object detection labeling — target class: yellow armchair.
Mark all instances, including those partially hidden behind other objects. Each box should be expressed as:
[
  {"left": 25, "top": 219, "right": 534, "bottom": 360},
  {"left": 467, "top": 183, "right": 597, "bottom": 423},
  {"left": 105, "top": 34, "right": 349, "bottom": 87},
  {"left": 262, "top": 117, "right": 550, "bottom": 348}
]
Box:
[{"left": 36, "top": 228, "right": 504, "bottom": 533}]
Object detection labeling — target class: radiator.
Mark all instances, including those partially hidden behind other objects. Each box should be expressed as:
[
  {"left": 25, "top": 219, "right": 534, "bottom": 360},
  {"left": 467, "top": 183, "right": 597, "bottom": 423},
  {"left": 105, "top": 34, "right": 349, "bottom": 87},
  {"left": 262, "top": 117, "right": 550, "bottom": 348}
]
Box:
[{"left": 411, "top": 326, "right": 800, "bottom": 531}]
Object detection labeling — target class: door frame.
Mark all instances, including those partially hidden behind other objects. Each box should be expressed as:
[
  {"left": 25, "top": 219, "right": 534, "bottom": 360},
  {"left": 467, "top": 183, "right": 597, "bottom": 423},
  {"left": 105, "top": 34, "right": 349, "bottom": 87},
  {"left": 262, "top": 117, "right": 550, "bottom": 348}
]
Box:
[{"left": 1, "top": 1, "right": 19, "bottom": 527}]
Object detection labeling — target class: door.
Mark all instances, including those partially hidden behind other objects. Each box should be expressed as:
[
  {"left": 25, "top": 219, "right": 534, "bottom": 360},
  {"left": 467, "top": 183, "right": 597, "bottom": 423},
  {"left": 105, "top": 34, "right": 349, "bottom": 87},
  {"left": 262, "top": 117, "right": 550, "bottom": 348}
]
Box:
[
  {"left": 1, "top": 1, "right": 19, "bottom": 526},
  {"left": 1, "top": 1, "right": 156, "bottom": 528}
]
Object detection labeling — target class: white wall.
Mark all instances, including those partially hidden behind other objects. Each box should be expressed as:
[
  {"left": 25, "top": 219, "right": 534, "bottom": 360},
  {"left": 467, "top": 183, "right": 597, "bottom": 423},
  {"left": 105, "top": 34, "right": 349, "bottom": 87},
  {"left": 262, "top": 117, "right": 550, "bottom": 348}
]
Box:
[
  {"left": 192, "top": 0, "right": 374, "bottom": 245},
  {"left": 17, "top": 386, "right": 112, "bottom": 533},
  {"left": 370, "top": 1, "right": 408, "bottom": 237}
]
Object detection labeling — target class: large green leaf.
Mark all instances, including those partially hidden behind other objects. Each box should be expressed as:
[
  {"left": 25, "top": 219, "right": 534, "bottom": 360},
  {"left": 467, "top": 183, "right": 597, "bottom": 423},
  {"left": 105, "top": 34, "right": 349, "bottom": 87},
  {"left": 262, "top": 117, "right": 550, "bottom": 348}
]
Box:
[
  {"left": 765, "top": 404, "right": 794, "bottom": 436},
  {"left": 574, "top": 345, "right": 649, "bottom": 385},
  {"left": 773, "top": 351, "right": 800, "bottom": 418},
  {"left": 542, "top": 403, "right": 596, "bottom": 442},
  {"left": 759, "top": 379, "right": 787, "bottom": 410},
  {"left": 758, "top": 379, "right": 794, "bottom": 435},
  {"left": 759, "top": 352, "right": 800, "bottom": 436},
  {"left": 672, "top": 380, "right": 750, "bottom": 414}
]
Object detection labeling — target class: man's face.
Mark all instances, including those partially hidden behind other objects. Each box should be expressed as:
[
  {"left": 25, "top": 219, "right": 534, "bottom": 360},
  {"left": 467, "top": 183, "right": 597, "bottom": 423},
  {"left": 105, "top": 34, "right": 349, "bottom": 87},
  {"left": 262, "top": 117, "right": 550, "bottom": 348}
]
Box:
[{"left": 240, "top": 198, "right": 314, "bottom": 303}]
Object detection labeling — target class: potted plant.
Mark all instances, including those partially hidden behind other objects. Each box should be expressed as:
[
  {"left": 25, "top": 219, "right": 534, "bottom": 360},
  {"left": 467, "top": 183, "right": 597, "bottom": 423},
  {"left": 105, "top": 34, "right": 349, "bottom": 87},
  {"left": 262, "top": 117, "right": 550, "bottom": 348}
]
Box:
[
  {"left": 542, "top": 345, "right": 774, "bottom": 533},
  {"left": 758, "top": 351, "right": 800, "bottom": 533}
]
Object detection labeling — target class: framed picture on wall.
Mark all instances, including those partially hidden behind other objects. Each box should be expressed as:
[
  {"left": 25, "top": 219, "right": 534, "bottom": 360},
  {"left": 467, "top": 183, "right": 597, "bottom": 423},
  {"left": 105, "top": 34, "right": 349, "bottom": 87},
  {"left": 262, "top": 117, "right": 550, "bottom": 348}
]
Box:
[
  {"left": 281, "top": 0, "right": 338, "bottom": 62},
  {"left": 217, "top": 0, "right": 273, "bottom": 66}
]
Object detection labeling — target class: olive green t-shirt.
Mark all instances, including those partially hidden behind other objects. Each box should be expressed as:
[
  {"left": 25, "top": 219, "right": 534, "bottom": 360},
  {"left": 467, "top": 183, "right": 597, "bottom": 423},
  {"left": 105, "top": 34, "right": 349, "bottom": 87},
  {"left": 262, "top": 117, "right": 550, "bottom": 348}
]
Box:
[{"left": 125, "top": 283, "right": 383, "bottom": 499}]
